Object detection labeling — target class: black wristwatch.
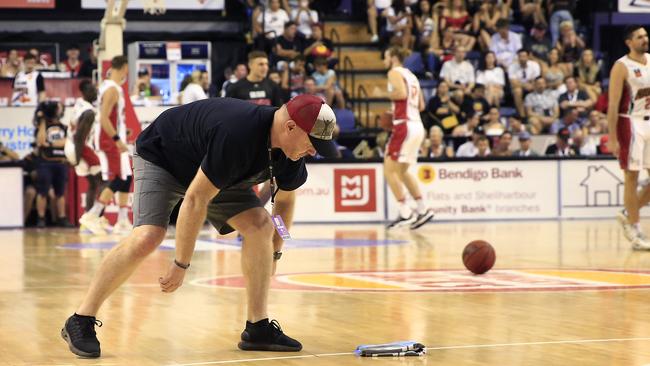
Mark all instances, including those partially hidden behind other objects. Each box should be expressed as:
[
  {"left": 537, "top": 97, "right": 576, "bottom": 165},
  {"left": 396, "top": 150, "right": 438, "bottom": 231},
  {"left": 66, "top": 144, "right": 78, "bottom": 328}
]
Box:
[
  {"left": 174, "top": 259, "right": 190, "bottom": 269},
  {"left": 112, "top": 134, "right": 120, "bottom": 141},
  {"left": 273, "top": 251, "right": 283, "bottom": 261}
]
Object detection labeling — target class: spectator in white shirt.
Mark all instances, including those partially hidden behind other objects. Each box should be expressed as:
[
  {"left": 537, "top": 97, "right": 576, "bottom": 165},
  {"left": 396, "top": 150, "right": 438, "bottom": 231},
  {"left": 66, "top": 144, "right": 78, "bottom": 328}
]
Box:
[
  {"left": 508, "top": 49, "right": 541, "bottom": 117},
  {"left": 180, "top": 70, "right": 208, "bottom": 104},
  {"left": 475, "top": 51, "right": 505, "bottom": 106},
  {"left": 291, "top": 0, "right": 318, "bottom": 37},
  {"left": 525, "top": 77, "right": 559, "bottom": 133},
  {"left": 255, "top": 0, "right": 290, "bottom": 39},
  {"left": 440, "top": 46, "right": 475, "bottom": 96},
  {"left": 457, "top": 127, "right": 491, "bottom": 157},
  {"left": 489, "top": 18, "right": 522, "bottom": 67}
]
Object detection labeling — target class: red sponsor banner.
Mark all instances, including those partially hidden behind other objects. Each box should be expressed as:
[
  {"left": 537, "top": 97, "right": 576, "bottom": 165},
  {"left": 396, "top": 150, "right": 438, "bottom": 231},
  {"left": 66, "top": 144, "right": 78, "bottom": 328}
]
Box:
[
  {"left": 0, "top": 0, "right": 55, "bottom": 8},
  {"left": 333, "top": 168, "right": 376, "bottom": 212}
]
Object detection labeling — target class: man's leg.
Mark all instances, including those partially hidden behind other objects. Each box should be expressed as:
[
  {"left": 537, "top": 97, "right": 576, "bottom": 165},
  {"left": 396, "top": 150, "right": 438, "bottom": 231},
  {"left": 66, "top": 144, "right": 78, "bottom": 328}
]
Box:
[
  {"left": 226, "top": 207, "right": 302, "bottom": 352},
  {"left": 625, "top": 170, "right": 640, "bottom": 226}
]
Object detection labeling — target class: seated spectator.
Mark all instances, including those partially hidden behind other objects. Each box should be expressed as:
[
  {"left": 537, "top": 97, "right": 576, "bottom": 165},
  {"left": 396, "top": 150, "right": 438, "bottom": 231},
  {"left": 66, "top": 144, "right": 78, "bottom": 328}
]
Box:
[
  {"left": 473, "top": 0, "right": 501, "bottom": 51},
  {"left": 506, "top": 114, "right": 528, "bottom": 134},
  {"left": 550, "top": 106, "right": 582, "bottom": 134},
  {"left": 302, "top": 23, "right": 336, "bottom": 68},
  {"left": 545, "top": 126, "right": 578, "bottom": 156},
  {"left": 544, "top": 48, "right": 566, "bottom": 99},
  {"left": 181, "top": 70, "right": 207, "bottom": 104},
  {"left": 421, "top": 125, "right": 455, "bottom": 158},
  {"left": 382, "top": 0, "right": 413, "bottom": 49},
  {"left": 367, "top": 0, "right": 393, "bottom": 43},
  {"left": 490, "top": 18, "right": 522, "bottom": 67},
  {"left": 525, "top": 77, "right": 559, "bottom": 133},
  {"left": 220, "top": 63, "right": 248, "bottom": 97},
  {"left": 282, "top": 55, "right": 307, "bottom": 97},
  {"left": 558, "top": 76, "right": 592, "bottom": 117},
  {"left": 59, "top": 44, "right": 84, "bottom": 78},
  {"left": 0, "top": 141, "right": 20, "bottom": 162},
  {"left": 440, "top": 46, "right": 475, "bottom": 96},
  {"left": 574, "top": 49, "right": 602, "bottom": 103},
  {"left": 33, "top": 101, "right": 71, "bottom": 227},
  {"left": 441, "top": 0, "right": 475, "bottom": 51},
  {"left": 28, "top": 48, "right": 49, "bottom": 70},
  {"left": 483, "top": 106, "right": 506, "bottom": 136},
  {"left": 556, "top": 20, "right": 585, "bottom": 76},
  {"left": 429, "top": 27, "right": 457, "bottom": 64},
  {"left": 525, "top": 23, "right": 553, "bottom": 69},
  {"left": 509, "top": 49, "right": 541, "bottom": 117},
  {"left": 255, "top": 0, "right": 290, "bottom": 40},
  {"left": 512, "top": 131, "right": 539, "bottom": 156},
  {"left": 312, "top": 57, "right": 345, "bottom": 108},
  {"left": 490, "top": 130, "right": 514, "bottom": 156},
  {"left": 548, "top": 0, "right": 575, "bottom": 45},
  {"left": 302, "top": 76, "right": 326, "bottom": 101},
  {"left": 585, "top": 109, "right": 607, "bottom": 135},
  {"left": 571, "top": 128, "right": 597, "bottom": 156},
  {"left": 131, "top": 68, "right": 160, "bottom": 98},
  {"left": 452, "top": 112, "right": 480, "bottom": 137},
  {"left": 291, "top": 0, "right": 318, "bottom": 38},
  {"left": 517, "top": 0, "right": 546, "bottom": 29},
  {"left": 426, "top": 81, "right": 460, "bottom": 134},
  {"left": 598, "top": 135, "right": 610, "bottom": 155},
  {"left": 414, "top": 0, "right": 436, "bottom": 52},
  {"left": 275, "top": 21, "right": 302, "bottom": 71},
  {"left": 475, "top": 135, "right": 491, "bottom": 157},
  {"left": 457, "top": 127, "right": 491, "bottom": 157},
  {"left": 464, "top": 84, "right": 490, "bottom": 119},
  {"left": 1, "top": 49, "right": 21, "bottom": 78},
  {"left": 10, "top": 53, "right": 46, "bottom": 107},
  {"left": 476, "top": 51, "right": 505, "bottom": 106}
]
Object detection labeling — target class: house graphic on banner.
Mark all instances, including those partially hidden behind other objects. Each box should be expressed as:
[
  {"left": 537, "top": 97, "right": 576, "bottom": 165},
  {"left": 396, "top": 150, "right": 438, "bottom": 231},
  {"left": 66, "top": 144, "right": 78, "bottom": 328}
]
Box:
[{"left": 580, "top": 165, "right": 624, "bottom": 206}]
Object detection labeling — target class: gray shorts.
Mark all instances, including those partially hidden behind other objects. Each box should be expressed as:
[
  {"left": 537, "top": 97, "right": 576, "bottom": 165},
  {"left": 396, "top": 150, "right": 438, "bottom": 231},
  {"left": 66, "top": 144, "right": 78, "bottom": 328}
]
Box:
[{"left": 132, "top": 153, "right": 261, "bottom": 234}]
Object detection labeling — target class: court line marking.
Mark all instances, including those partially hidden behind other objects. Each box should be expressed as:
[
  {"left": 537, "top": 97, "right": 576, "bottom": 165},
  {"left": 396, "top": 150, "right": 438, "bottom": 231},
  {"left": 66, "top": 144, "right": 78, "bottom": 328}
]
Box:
[{"left": 170, "top": 337, "right": 650, "bottom": 365}]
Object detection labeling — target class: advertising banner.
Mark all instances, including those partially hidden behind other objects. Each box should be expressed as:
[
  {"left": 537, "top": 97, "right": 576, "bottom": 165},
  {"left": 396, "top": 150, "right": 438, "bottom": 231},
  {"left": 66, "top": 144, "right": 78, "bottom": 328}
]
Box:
[
  {"left": 0, "top": 0, "right": 55, "bottom": 9},
  {"left": 619, "top": 0, "right": 650, "bottom": 12},
  {"left": 81, "top": 0, "right": 224, "bottom": 10}
]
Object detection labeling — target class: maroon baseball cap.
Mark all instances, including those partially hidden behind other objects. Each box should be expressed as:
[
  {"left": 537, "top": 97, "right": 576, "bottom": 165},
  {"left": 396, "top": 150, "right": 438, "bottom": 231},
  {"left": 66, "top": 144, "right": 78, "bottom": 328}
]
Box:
[{"left": 286, "top": 94, "right": 338, "bottom": 158}]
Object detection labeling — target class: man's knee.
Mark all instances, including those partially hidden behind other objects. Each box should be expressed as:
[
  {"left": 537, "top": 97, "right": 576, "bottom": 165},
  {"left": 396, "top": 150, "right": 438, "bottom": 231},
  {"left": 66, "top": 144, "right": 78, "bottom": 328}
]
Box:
[
  {"left": 237, "top": 209, "right": 274, "bottom": 239},
  {"left": 128, "top": 227, "right": 165, "bottom": 258}
]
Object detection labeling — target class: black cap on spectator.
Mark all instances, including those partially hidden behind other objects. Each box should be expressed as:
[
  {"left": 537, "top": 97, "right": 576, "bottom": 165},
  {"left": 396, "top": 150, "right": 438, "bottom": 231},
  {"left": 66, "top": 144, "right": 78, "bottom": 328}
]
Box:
[
  {"left": 533, "top": 23, "right": 547, "bottom": 31},
  {"left": 558, "top": 127, "right": 571, "bottom": 141}
]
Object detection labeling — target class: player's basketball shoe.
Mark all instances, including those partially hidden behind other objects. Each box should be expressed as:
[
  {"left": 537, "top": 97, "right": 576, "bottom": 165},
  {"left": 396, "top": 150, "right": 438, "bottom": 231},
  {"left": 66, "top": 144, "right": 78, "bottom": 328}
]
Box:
[
  {"left": 61, "top": 314, "right": 102, "bottom": 358},
  {"left": 410, "top": 209, "right": 434, "bottom": 230},
  {"left": 632, "top": 231, "right": 650, "bottom": 251},
  {"left": 79, "top": 212, "right": 107, "bottom": 235},
  {"left": 113, "top": 219, "right": 132, "bottom": 234},
  {"left": 386, "top": 215, "right": 416, "bottom": 229},
  {"left": 238, "top": 319, "right": 302, "bottom": 352}
]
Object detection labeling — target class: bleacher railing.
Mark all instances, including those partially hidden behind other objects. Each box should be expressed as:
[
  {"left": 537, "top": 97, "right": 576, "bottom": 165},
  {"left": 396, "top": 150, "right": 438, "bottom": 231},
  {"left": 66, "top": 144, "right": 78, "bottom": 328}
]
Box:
[{"left": 356, "top": 84, "right": 370, "bottom": 129}]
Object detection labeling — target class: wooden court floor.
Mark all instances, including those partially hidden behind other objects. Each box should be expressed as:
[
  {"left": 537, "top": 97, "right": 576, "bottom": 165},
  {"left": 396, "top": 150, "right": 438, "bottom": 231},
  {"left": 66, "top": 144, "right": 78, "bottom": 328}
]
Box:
[{"left": 2, "top": 220, "right": 650, "bottom": 365}]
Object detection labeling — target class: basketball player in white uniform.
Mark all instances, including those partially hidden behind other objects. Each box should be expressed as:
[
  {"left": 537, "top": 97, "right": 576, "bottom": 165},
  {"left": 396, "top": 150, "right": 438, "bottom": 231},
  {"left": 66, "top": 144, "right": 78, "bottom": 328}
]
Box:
[
  {"left": 608, "top": 25, "right": 650, "bottom": 250},
  {"left": 384, "top": 46, "right": 434, "bottom": 229},
  {"left": 79, "top": 56, "right": 133, "bottom": 234},
  {"left": 10, "top": 53, "right": 45, "bottom": 106}
]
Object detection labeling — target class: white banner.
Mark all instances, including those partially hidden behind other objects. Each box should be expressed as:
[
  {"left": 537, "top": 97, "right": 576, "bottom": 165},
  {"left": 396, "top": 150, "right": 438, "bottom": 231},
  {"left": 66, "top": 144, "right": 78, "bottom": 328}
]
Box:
[
  {"left": 386, "top": 161, "right": 559, "bottom": 220},
  {"left": 293, "top": 164, "right": 385, "bottom": 223},
  {"left": 559, "top": 160, "right": 650, "bottom": 218},
  {"left": 81, "top": 0, "right": 225, "bottom": 10},
  {"left": 619, "top": 0, "right": 650, "bottom": 12}
]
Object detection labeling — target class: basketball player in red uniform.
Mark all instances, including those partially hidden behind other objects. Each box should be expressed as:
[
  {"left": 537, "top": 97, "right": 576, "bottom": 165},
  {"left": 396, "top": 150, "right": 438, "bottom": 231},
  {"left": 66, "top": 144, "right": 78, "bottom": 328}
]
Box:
[
  {"left": 608, "top": 25, "right": 650, "bottom": 250},
  {"left": 79, "top": 56, "right": 132, "bottom": 234},
  {"left": 384, "top": 47, "right": 434, "bottom": 229}
]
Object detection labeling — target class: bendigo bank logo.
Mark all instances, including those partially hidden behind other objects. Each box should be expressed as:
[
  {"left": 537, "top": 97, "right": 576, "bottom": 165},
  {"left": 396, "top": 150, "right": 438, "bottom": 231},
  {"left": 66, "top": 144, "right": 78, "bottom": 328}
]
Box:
[{"left": 334, "top": 169, "right": 376, "bottom": 212}]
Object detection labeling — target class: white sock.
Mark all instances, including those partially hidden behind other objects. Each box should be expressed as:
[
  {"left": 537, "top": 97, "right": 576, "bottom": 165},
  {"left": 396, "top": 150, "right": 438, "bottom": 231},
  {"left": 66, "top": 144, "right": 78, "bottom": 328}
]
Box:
[
  {"left": 415, "top": 198, "right": 426, "bottom": 215},
  {"left": 118, "top": 207, "right": 128, "bottom": 221},
  {"left": 88, "top": 201, "right": 105, "bottom": 216},
  {"left": 399, "top": 200, "right": 411, "bottom": 218}
]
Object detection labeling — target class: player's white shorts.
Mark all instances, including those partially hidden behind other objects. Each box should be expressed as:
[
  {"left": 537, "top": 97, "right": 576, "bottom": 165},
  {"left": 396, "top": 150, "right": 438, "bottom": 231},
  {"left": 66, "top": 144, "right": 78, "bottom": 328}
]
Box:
[
  {"left": 617, "top": 115, "right": 650, "bottom": 171},
  {"left": 386, "top": 120, "right": 425, "bottom": 165}
]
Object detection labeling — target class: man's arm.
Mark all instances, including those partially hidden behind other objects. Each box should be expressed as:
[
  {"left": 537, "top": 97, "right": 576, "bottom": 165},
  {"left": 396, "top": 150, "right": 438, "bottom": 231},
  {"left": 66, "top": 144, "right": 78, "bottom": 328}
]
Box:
[
  {"left": 99, "top": 87, "right": 127, "bottom": 153},
  {"left": 36, "top": 74, "right": 46, "bottom": 103},
  {"left": 387, "top": 69, "right": 407, "bottom": 100},
  {"left": 160, "top": 167, "right": 220, "bottom": 292},
  {"left": 271, "top": 189, "right": 295, "bottom": 253},
  {"left": 607, "top": 62, "right": 627, "bottom": 156}
]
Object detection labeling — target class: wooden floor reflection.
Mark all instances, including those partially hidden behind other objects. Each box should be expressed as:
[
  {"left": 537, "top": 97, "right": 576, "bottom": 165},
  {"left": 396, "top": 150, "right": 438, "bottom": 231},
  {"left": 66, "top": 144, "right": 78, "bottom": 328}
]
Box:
[{"left": 1, "top": 220, "right": 650, "bottom": 365}]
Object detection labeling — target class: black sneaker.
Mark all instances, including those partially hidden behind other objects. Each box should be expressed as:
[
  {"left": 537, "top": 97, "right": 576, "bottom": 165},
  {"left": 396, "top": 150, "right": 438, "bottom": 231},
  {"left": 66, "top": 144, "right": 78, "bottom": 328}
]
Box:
[
  {"left": 61, "top": 314, "right": 102, "bottom": 358},
  {"left": 36, "top": 217, "right": 46, "bottom": 228},
  {"left": 410, "top": 209, "right": 435, "bottom": 230},
  {"left": 386, "top": 214, "right": 416, "bottom": 229},
  {"left": 238, "top": 319, "right": 302, "bottom": 352},
  {"left": 57, "top": 218, "right": 75, "bottom": 228}
]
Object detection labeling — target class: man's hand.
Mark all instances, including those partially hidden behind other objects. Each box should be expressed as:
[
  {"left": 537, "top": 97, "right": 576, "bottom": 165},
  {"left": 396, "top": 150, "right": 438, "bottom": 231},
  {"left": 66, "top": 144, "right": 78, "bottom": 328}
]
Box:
[
  {"left": 159, "top": 261, "right": 187, "bottom": 293},
  {"left": 116, "top": 140, "right": 129, "bottom": 153}
]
